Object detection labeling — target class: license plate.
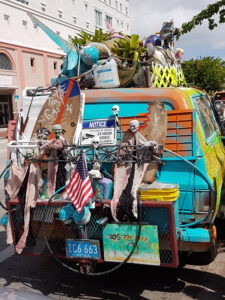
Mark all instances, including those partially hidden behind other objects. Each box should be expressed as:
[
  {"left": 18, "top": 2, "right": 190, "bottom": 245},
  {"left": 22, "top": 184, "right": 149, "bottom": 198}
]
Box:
[{"left": 66, "top": 239, "right": 101, "bottom": 260}]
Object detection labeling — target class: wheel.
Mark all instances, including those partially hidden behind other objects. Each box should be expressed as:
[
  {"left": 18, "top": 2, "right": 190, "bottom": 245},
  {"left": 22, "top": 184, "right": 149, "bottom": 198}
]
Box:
[{"left": 187, "top": 241, "right": 218, "bottom": 265}]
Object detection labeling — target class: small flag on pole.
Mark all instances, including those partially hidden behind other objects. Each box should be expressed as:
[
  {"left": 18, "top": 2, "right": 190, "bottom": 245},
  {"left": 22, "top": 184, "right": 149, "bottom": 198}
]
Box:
[{"left": 66, "top": 152, "right": 93, "bottom": 213}]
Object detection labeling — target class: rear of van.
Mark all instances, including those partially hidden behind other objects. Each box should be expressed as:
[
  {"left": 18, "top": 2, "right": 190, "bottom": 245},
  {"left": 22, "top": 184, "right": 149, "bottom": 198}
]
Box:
[{"left": 82, "top": 87, "right": 223, "bottom": 267}]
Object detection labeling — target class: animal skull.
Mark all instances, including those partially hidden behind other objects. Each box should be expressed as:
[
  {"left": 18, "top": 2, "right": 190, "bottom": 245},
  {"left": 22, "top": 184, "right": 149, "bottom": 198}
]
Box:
[
  {"left": 92, "top": 136, "right": 101, "bottom": 148},
  {"left": 112, "top": 105, "right": 120, "bottom": 115},
  {"left": 130, "top": 120, "right": 140, "bottom": 133}
]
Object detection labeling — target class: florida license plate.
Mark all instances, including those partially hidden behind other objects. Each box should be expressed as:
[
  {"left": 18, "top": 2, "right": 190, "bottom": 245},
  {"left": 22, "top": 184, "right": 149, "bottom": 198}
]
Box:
[{"left": 66, "top": 239, "right": 101, "bottom": 260}]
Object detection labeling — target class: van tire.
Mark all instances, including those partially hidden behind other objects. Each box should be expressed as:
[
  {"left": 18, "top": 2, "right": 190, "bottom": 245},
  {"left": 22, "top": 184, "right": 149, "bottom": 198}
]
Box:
[
  {"left": 187, "top": 241, "right": 218, "bottom": 265},
  {"left": 201, "top": 240, "right": 218, "bottom": 264}
]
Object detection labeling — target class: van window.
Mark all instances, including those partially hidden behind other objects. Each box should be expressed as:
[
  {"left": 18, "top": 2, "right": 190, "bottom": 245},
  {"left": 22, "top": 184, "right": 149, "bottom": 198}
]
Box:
[{"left": 193, "top": 96, "right": 217, "bottom": 141}]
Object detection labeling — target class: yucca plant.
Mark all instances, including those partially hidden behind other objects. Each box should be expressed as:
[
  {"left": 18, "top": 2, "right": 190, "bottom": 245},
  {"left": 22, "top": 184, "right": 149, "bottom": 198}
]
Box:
[
  {"left": 111, "top": 34, "right": 146, "bottom": 67},
  {"left": 71, "top": 31, "right": 93, "bottom": 46},
  {"left": 71, "top": 28, "right": 113, "bottom": 46}
]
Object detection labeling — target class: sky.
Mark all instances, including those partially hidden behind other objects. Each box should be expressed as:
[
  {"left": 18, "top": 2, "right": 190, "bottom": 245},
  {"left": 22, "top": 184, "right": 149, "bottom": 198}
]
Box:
[{"left": 129, "top": 0, "right": 225, "bottom": 61}]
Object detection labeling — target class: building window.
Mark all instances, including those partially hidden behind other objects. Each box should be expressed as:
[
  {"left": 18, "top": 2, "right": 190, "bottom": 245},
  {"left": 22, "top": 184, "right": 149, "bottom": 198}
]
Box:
[
  {"left": 121, "top": 21, "right": 123, "bottom": 29},
  {"left": 95, "top": 10, "right": 102, "bottom": 27},
  {"left": 41, "top": 4, "right": 46, "bottom": 12},
  {"left": 58, "top": 10, "right": 63, "bottom": 18},
  {"left": 117, "top": 19, "right": 119, "bottom": 27},
  {"left": 53, "top": 62, "right": 57, "bottom": 70},
  {"left": 73, "top": 17, "right": 77, "bottom": 24},
  {"left": 84, "top": 2, "right": 88, "bottom": 18},
  {"left": 126, "top": 6, "right": 128, "bottom": 15},
  {"left": 16, "top": 0, "right": 29, "bottom": 5},
  {"left": 30, "top": 57, "right": 35, "bottom": 67},
  {"left": 22, "top": 20, "right": 27, "bottom": 27},
  {"left": 56, "top": 31, "right": 60, "bottom": 35},
  {"left": 106, "top": 15, "right": 112, "bottom": 25},
  {"left": 4, "top": 14, "right": 10, "bottom": 21},
  {"left": 0, "top": 53, "right": 12, "bottom": 70},
  {"left": 68, "top": 35, "right": 72, "bottom": 40},
  {"left": 127, "top": 23, "right": 129, "bottom": 31},
  {"left": 86, "top": 21, "right": 89, "bottom": 29},
  {"left": 120, "top": 3, "right": 122, "bottom": 11},
  {"left": 109, "top": 0, "right": 111, "bottom": 4},
  {"left": 115, "top": 1, "right": 118, "bottom": 9}
]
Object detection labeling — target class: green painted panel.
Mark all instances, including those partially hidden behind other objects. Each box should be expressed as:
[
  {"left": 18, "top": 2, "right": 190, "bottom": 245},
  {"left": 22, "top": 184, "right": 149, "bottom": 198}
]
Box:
[{"left": 103, "top": 224, "right": 160, "bottom": 265}]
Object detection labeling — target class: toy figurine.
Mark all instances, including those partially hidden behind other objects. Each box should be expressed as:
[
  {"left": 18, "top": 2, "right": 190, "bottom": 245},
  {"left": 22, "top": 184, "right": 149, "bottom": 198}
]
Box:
[
  {"left": 40, "top": 124, "right": 68, "bottom": 197},
  {"left": 88, "top": 161, "right": 102, "bottom": 179},
  {"left": 175, "top": 48, "right": 184, "bottom": 63}
]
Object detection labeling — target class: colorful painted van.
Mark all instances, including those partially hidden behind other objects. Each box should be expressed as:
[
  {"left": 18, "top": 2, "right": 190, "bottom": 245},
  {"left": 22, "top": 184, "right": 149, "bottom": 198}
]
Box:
[{"left": 6, "top": 86, "right": 225, "bottom": 271}]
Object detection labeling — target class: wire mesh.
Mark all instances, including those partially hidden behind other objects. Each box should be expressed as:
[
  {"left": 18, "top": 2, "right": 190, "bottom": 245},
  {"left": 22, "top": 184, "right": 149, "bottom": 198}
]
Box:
[
  {"left": 9, "top": 201, "right": 177, "bottom": 266},
  {"left": 142, "top": 205, "right": 176, "bottom": 265}
]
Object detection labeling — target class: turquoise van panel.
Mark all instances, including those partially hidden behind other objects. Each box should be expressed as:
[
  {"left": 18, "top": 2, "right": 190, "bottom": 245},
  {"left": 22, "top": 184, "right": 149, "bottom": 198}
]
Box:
[
  {"left": 84, "top": 103, "right": 149, "bottom": 119},
  {"left": 84, "top": 101, "right": 174, "bottom": 120},
  {"left": 178, "top": 191, "right": 194, "bottom": 212},
  {"left": 181, "top": 228, "right": 210, "bottom": 242},
  {"left": 158, "top": 161, "right": 195, "bottom": 190}
]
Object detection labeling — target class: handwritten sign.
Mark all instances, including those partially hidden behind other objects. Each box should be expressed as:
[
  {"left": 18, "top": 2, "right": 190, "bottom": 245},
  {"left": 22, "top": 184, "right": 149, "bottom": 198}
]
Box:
[
  {"left": 80, "top": 118, "right": 116, "bottom": 146},
  {"left": 103, "top": 224, "right": 160, "bottom": 265}
]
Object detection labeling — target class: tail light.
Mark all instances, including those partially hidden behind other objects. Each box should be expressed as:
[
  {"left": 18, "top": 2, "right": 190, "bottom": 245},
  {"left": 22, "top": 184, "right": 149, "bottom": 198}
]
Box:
[{"left": 195, "top": 191, "right": 211, "bottom": 213}]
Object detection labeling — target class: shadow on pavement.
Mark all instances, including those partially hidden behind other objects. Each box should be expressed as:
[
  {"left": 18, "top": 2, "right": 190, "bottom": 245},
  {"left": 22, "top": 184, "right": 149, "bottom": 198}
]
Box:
[{"left": 0, "top": 254, "right": 225, "bottom": 299}]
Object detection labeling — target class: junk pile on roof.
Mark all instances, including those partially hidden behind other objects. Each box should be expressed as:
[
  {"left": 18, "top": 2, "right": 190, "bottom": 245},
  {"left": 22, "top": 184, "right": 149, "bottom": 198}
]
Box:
[{"left": 28, "top": 13, "right": 186, "bottom": 89}]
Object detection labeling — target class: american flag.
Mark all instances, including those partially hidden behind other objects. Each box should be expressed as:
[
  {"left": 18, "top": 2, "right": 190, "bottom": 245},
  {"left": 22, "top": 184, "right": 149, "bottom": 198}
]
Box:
[{"left": 66, "top": 152, "right": 93, "bottom": 213}]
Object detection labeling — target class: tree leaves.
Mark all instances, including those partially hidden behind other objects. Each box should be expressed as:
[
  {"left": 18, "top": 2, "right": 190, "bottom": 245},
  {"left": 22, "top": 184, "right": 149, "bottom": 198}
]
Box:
[
  {"left": 182, "top": 57, "right": 225, "bottom": 91},
  {"left": 177, "top": 1, "right": 225, "bottom": 38}
]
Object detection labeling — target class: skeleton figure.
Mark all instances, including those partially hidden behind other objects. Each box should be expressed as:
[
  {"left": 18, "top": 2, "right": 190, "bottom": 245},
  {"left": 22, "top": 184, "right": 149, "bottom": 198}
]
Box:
[
  {"left": 91, "top": 136, "right": 101, "bottom": 161},
  {"left": 40, "top": 124, "right": 67, "bottom": 197},
  {"left": 92, "top": 136, "right": 101, "bottom": 149},
  {"left": 111, "top": 119, "right": 149, "bottom": 222},
  {"left": 112, "top": 105, "right": 120, "bottom": 115},
  {"left": 53, "top": 124, "right": 62, "bottom": 139},
  {"left": 24, "top": 149, "right": 34, "bottom": 160},
  {"left": 129, "top": 120, "right": 139, "bottom": 133},
  {"left": 112, "top": 105, "right": 120, "bottom": 129}
]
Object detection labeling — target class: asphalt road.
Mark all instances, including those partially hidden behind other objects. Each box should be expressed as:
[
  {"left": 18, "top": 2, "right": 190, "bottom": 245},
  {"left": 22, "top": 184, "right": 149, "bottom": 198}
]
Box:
[{"left": 1, "top": 140, "right": 225, "bottom": 300}]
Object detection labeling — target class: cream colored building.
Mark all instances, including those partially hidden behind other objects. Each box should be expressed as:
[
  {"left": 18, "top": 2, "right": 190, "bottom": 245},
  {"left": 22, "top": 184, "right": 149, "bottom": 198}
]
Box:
[{"left": 0, "top": 0, "right": 130, "bottom": 136}]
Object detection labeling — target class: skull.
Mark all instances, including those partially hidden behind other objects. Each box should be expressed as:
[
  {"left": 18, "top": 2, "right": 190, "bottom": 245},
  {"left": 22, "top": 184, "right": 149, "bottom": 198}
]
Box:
[
  {"left": 130, "top": 120, "right": 139, "bottom": 133},
  {"left": 112, "top": 105, "right": 120, "bottom": 115},
  {"left": 25, "top": 149, "right": 34, "bottom": 160},
  {"left": 53, "top": 124, "right": 62, "bottom": 139},
  {"left": 92, "top": 136, "right": 100, "bottom": 148}
]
